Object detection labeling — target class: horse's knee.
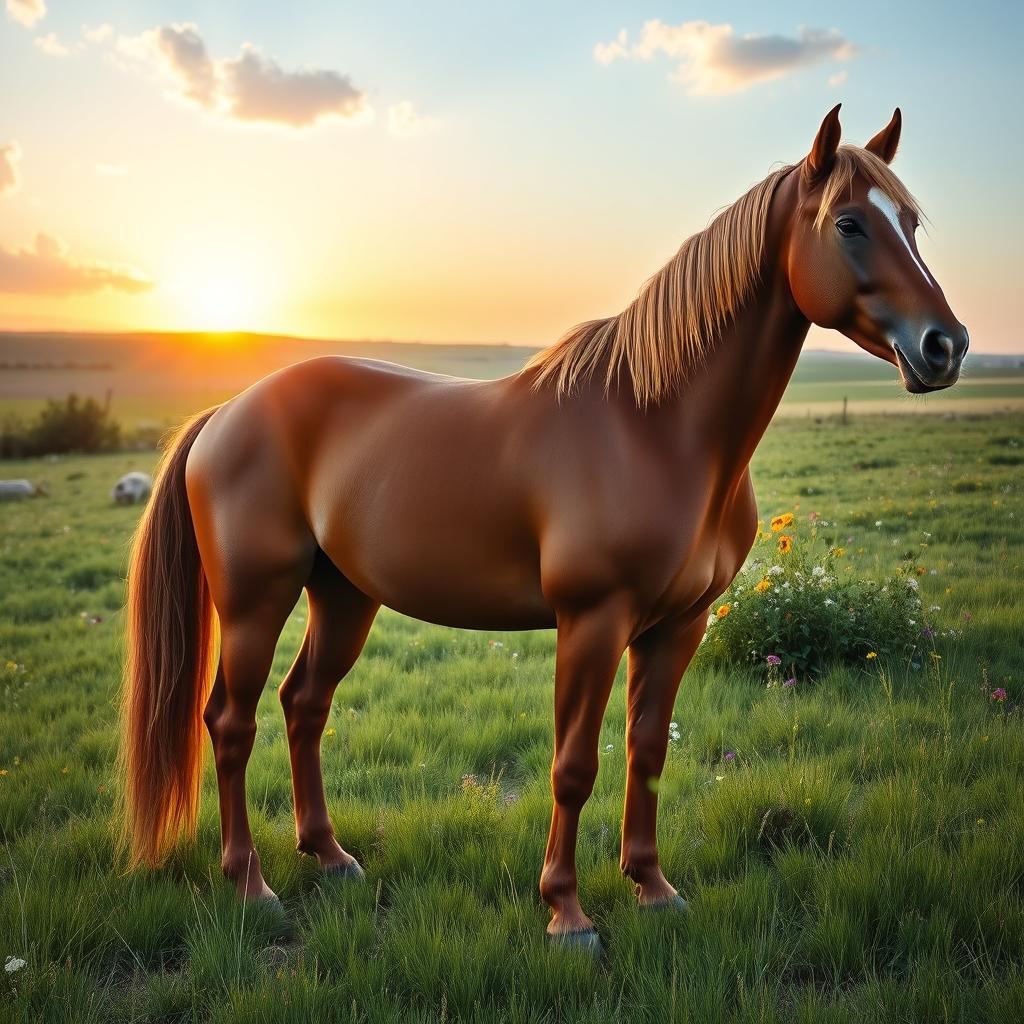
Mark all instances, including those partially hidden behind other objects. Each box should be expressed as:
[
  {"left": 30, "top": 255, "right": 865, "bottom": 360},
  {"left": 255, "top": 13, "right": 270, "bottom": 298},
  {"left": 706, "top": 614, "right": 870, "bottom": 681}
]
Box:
[
  {"left": 206, "top": 708, "right": 257, "bottom": 772},
  {"left": 551, "top": 754, "right": 598, "bottom": 809}
]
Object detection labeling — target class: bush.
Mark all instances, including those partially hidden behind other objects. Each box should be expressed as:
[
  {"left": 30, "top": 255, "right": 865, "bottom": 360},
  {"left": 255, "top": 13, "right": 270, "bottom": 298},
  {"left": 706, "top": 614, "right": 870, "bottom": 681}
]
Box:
[
  {"left": 0, "top": 394, "right": 120, "bottom": 457},
  {"left": 703, "top": 513, "right": 926, "bottom": 679}
]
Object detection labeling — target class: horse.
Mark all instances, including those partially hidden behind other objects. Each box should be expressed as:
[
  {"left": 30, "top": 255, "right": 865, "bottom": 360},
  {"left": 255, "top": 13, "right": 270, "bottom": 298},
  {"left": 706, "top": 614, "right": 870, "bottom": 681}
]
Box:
[{"left": 119, "top": 105, "right": 967, "bottom": 950}]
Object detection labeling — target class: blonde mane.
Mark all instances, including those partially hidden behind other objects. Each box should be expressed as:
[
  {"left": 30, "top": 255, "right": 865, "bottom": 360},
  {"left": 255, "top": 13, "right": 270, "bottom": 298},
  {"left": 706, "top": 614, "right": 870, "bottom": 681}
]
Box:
[{"left": 525, "top": 145, "right": 922, "bottom": 407}]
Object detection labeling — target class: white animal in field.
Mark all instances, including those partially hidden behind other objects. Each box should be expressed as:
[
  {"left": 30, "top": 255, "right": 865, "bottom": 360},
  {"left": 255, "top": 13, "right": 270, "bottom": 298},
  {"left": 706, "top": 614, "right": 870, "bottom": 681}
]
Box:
[
  {"left": 0, "top": 479, "right": 47, "bottom": 500},
  {"left": 112, "top": 471, "right": 152, "bottom": 505}
]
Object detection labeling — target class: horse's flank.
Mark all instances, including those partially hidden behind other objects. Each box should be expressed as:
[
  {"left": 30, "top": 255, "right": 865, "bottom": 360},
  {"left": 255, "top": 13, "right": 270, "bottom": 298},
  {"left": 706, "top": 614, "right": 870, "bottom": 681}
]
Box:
[{"left": 525, "top": 145, "right": 922, "bottom": 407}]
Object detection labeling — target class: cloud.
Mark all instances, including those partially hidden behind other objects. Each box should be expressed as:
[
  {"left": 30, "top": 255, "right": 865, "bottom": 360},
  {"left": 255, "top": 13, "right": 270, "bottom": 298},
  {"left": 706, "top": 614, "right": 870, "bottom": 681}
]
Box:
[
  {"left": 0, "top": 233, "right": 153, "bottom": 295},
  {"left": 829, "top": 69, "right": 848, "bottom": 87},
  {"left": 82, "top": 23, "right": 113, "bottom": 44},
  {"left": 594, "top": 19, "right": 856, "bottom": 94},
  {"left": 0, "top": 142, "right": 22, "bottom": 196},
  {"left": 388, "top": 101, "right": 435, "bottom": 137},
  {"left": 116, "top": 22, "right": 368, "bottom": 128},
  {"left": 5, "top": 0, "right": 45, "bottom": 28},
  {"left": 33, "top": 31, "right": 73, "bottom": 56},
  {"left": 224, "top": 45, "right": 366, "bottom": 126}
]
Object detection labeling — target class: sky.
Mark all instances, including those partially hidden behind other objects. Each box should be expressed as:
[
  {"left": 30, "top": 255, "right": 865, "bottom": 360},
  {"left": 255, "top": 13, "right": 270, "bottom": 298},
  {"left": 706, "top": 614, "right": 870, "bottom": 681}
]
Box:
[{"left": 1, "top": 1, "right": 1021, "bottom": 351}]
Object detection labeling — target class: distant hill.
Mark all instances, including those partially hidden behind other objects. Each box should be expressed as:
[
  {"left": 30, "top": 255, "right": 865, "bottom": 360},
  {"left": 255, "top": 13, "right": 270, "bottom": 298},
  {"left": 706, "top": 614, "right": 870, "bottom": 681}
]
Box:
[{"left": 2, "top": 331, "right": 1023, "bottom": 426}]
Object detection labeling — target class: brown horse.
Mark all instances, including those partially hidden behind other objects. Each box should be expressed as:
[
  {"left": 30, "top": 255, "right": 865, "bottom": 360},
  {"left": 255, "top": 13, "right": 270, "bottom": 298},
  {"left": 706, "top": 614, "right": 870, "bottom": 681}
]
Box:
[{"left": 120, "top": 105, "right": 967, "bottom": 949}]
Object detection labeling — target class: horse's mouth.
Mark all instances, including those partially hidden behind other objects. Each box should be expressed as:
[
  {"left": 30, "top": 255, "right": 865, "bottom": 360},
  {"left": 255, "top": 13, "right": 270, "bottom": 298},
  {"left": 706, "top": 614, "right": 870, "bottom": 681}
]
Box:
[{"left": 892, "top": 344, "right": 957, "bottom": 394}]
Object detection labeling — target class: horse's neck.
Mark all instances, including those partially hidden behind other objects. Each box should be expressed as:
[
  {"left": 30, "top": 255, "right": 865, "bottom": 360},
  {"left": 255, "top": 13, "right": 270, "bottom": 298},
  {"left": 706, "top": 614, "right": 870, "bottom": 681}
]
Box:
[{"left": 655, "top": 248, "right": 809, "bottom": 486}]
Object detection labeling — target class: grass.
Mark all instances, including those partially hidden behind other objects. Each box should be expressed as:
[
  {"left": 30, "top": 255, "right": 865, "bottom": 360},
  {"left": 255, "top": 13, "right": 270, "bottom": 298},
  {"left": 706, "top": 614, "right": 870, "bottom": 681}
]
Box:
[{"left": 1, "top": 411, "right": 1023, "bottom": 1022}]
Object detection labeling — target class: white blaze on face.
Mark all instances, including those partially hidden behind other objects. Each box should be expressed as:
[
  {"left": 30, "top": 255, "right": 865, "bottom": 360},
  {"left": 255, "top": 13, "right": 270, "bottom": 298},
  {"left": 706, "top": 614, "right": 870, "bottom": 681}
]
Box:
[{"left": 867, "top": 186, "right": 935, "bottom": 288}]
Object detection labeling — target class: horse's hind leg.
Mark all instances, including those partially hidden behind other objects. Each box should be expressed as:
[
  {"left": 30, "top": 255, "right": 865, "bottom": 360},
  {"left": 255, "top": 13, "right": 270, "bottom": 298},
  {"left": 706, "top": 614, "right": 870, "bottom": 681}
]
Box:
[
  {"left": 279, "top": 552, "right": 378, "bottom": 874},
  {"left": 203, "top": 563, "right": 308, "bottom": 900}
]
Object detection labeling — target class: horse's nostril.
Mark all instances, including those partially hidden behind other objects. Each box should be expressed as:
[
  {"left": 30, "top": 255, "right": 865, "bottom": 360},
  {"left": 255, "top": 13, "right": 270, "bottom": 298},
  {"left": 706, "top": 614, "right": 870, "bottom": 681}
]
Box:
[{"left": 921, "top": 328, "right": 954, "bottom": 369}]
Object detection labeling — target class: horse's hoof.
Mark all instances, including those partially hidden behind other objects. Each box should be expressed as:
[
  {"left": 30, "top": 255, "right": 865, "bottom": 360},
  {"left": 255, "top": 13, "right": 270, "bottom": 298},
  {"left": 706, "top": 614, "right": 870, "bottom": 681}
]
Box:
[
  {"left": 323, "top": 860, "right": 365, "bottom": 881},
  {"left": 546, "top": 928, "right": 603, "bottom": 955},
  {"left": 640, "top": 893, "right": 688, "bottom": 913}
]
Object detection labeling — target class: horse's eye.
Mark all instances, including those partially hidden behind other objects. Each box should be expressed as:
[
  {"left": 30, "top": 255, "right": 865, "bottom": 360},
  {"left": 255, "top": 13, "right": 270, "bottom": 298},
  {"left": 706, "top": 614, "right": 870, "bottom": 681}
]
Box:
[{"left": 836, "top": 217, "right": 862, "bottom": 238}]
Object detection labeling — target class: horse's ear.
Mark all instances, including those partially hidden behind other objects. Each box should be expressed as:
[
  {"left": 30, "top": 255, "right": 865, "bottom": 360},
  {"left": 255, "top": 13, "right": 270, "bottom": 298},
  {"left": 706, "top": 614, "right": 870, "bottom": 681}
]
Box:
[
  {"left": 805, "top": 103, "right": 842, "bottom": 182},
  {"left": 865, "top": 107, "right": 901, "bottom": 164}
]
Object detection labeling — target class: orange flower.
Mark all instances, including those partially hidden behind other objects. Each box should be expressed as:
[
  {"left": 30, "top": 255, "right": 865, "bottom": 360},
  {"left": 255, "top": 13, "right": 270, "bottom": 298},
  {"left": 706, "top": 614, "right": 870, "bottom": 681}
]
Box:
[
  {"left": 716, "top": 604, "right": 731, "bottom": 618},
  {"left": 754, "top": 577, "right": 771, "bottom": 593},
  {"left": 770, "top": 513, "right": 794, "bottom": 533},
  {"left": 778, "top": 534, "right": 793, "bottom": 554}
]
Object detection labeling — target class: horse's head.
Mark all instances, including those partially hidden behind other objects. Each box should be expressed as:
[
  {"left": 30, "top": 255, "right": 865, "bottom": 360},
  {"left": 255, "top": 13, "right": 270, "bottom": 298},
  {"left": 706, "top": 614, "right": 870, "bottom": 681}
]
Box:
[{"left": 787, "top": 104, "right": 968, "bottom": 393}]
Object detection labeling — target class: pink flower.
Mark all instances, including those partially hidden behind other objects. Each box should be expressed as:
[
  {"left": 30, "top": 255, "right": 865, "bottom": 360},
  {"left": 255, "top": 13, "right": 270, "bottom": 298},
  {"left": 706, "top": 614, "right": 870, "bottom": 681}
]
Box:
[
  {"left": 991, "top": 687, "right": 1007, "bottom": 703},
  {"left": 766, "top": 654, "right": 782, "bottom": 666},
  {"left": 783, "top": 677, "right": 796, "bottom": 688},
  {"left": 808, "top": 511, "right": 819, "bottom": 522},
  {"left": 963, "top": 612, "right": 973, "bottom": 623}
]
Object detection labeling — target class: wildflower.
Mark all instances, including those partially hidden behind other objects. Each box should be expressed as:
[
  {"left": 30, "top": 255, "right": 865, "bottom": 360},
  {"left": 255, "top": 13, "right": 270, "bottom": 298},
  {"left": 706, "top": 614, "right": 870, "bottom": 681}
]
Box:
[
  {"left": 866, "top": 652, "right": 878, "bottom": 660},
  {"left": 770, "top": 513, "right": 794, "bottom": 532},
  {"left": 714, "top": 775, "right": 725, "bottom": 782},
  {"left": 808, "top": 511, "right": 819, "bottom": 522},
  {"left": 963, "top": 612, "right": 973, "bottom": 622},
  {"left": 754, "top": 577, "right": 771, "bottom": 593},
  {"left": 976, "top": 818, "right": 986, "bottom": 827},
  {"left": 325, "top": 727, "right": 336, "bottom": 738},
  {"left": 830, "top": 547, "right": 845, "bottom": 558},
  {"left": 906, "top": 578, "right": 919, "bottom": 591},
  {"left": 921, "top": 628, "right": 935, "bottom": 639},
  {"left": 61, "top": 767, "right": 69, "bottom": 775},
  {"left": 778, "top": 535, "right": 793, "bottom": 554},
  {"left": 5, "top": 661, "right": 16, "bottom": 672},
  {"left": 992, "top": 688, "right": 1007, "bottom": 703},
  {"left": 783, "top": 678, "right": 796, "bottom": 688},
  {"left": 4, "top": 956, "right": 26, "bottom": 974},
  {"left": 0, "top": 770, "right": 7, "bottom": 777},
  {"left": 716, "top": 604, "right": 731, "bottom": 618},
  {"left": 812, "top": 566, "right": 825, "bottom": 578},
  {"left": 766, "top": 654, "right": 782, "bottom": 666},
  {"left": 604, "top": 744, "right": 614, "bottom": 752},
  {"left": 875, "top": 520, "right": 883, "bottom": 527},
  {"left": 723, "top": 751, "right": 736, "bottom": 762},
  {"left": 917, "top": 566, "right": 927, "bottom": 576},
  {"left": 930, "top": 652, "right": 941, "bottom": 662}
]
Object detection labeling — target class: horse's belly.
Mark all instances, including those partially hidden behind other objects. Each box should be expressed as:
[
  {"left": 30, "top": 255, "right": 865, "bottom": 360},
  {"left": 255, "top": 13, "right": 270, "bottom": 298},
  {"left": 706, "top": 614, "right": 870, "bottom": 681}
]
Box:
[{"left": 316, "top": 506, "right": 554, "bottom": 631}]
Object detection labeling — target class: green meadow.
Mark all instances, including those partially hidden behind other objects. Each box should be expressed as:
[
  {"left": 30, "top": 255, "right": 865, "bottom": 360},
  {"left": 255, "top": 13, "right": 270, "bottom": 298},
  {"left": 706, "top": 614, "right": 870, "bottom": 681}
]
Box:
[{"left": 1, "top": 409, "right": 1023, "bottom": 1022}]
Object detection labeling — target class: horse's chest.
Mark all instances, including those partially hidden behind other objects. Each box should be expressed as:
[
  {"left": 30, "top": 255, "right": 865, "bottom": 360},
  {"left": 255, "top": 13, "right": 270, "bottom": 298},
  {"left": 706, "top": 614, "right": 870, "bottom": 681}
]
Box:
[{"left": 654, "top": 490, "right": 756, "bottom": 617}]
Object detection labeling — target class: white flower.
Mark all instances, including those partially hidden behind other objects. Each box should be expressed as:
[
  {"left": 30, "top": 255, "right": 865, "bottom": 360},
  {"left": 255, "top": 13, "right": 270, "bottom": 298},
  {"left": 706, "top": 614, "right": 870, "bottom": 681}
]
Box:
[
  {"left": 824, "top": 598, "right": 835, "bottom": 607},
  {"left": 875, "top": 520, "right": 883, "bottom": 527},
  {"left": 768, "top": 566, "right": 784, "bottom": 576},
  {"left": 4, "top": 956, "right": 26, "bottom": 974},
  {"left": 928, "top": 605, "right": 941, "bottom": 612},
  {"left": 604, "top": 744, "right": 614, "bottom": 752},
  {"left": 906, "top": 578, "right": 919, "bottom": 590},
  {"left": 812, "top": 566, "right": 826, "bottom": 578}
]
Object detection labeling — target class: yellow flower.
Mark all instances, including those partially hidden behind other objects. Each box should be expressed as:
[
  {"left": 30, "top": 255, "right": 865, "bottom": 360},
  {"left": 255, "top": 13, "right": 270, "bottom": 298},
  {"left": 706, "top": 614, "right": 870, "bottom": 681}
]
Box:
[
  {"left": 325, "top": 727, "right": 336, "bottom": 737},
  {"left": 754, "top": 577, "right": 771, "bottom": 593},
  {"left": 930, "top": 652, "right": 941, "bottom": 661},
  {"left": 716, "top": 604, "right": 731, "bottom": 618},
  {"left": 61, "top": 767, "right": 69, "bottom": 775},
  {"left": 830, "top": 547, "right": 845, "bottom": 558},
  {"left": 770, "top": 513, "right": 794, "bottom": 532},
  {"left": 5, "top": 661, "right": 16, "bottom": 671},
  {"left": 866, "top": 652, "right": 877, "bottom": 660},
  {"left": 778, "top": 535, "right": 793, "bottom": 554},
  {"left": 0, "top": 769, "right": 7, "bottom": 777}
]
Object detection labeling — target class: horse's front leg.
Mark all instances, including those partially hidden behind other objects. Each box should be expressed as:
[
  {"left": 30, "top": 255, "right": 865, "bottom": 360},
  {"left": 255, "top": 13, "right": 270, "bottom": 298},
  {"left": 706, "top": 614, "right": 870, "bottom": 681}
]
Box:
[
  {"left": 620, "top": 613, "right": 706, "bottom": 907},
  {"left": 540, "top": 600, "right": 632, "bottom": 946}
]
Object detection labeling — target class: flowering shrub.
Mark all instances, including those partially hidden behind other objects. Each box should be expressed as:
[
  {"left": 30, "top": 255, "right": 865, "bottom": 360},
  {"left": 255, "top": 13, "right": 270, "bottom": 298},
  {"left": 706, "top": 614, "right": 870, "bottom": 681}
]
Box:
[{"left": 704, "top": 514, "right": 926, "bottom": 678}]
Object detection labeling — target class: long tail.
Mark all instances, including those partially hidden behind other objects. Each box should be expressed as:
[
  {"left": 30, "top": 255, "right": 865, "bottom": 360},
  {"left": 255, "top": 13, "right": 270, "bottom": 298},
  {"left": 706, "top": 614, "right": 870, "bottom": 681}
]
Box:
[{"left": 119, "top": 408, "right": 219, "bottom": 868}]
